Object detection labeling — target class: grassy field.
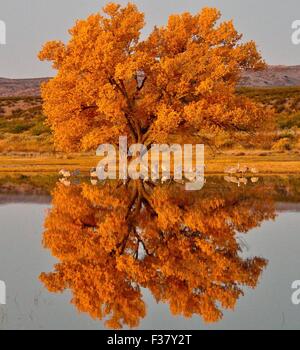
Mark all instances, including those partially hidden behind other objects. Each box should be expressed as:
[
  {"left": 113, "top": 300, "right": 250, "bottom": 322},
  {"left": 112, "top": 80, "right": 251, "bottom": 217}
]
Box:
[
  {"left": 1, "top": 87, "right": 300, "bottom": 174},
  {"left": 237, "top": 86, "right": 300, "bottom": 114},
  {"left": 0, "top": 96, "right": 53, "bottom": 153},
  {"left": 238, "top": 87, "right": 300, "bottom": 148},
  {"left": 0, "top": 151, "right": 299, "bottom": 174}
]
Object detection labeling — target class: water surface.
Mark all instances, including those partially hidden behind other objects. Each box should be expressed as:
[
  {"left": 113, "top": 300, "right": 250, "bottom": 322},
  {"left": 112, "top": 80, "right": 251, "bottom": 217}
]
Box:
[{"left": 0, "top": 175, "right": 300, "bottom": 330}]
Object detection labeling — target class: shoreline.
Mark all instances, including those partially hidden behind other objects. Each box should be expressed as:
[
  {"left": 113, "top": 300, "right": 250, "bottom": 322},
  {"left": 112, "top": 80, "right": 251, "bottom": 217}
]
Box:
[{"left": 0, "top": 152, "right": 300, "bottom": 175}]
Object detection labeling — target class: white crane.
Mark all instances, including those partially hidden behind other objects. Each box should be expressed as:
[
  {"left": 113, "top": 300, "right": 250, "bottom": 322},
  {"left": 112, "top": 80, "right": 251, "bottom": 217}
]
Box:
[
  {"left": 90, "top": 167, "right": 98, "bottom": 178},
  {"left": 239, "top": 177, "right": 248, "bottom": 185},
  {"left": 90, "top": 178, "right": 98, "bottom": 186},
  {"left": 250, "top": 167, "right": 259, "bottom": 174},
  {"left": 59, "top": 169, "right": 71, "bottom": 178},
  {"left": 161, "top": 173, "right": 169, "bottom": 183},
  {"left": 59, "top": 178, "right": 71, "bottom": 187},
  {"left": 237, "top": 164, "right": 249, "bottom": 174}
]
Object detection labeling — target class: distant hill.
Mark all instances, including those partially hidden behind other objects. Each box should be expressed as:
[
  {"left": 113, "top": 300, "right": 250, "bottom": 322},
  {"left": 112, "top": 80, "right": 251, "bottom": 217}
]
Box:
[
  {"left": 240, "top": 65, "right": 300, "bottom": 87},
  {"left": 0, "top": 66, "right": 300, "bottom": 97},
  {"left": 0, "top": 77, "right": 49, "bottom": 97}
]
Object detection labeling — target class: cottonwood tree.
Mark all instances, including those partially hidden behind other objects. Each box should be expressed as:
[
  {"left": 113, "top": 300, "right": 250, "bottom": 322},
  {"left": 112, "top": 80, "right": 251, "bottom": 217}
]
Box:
[{"left": 39, "top": 2, "right": 273, "bottom": 152}]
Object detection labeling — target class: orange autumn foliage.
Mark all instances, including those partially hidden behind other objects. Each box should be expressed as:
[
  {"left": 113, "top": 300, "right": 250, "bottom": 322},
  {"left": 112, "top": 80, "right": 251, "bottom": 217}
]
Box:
[
  {"left": 39, "top": 3, "right": 273, "bottom": 152},
  {"left": 40, "top": 179, "right": 275, "bottom": 328}
]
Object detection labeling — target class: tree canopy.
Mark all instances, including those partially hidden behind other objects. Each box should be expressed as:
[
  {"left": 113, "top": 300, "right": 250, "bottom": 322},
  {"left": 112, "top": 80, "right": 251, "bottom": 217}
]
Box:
[{"left": 39, "top": 2, "right": 272, "bottom": 152}]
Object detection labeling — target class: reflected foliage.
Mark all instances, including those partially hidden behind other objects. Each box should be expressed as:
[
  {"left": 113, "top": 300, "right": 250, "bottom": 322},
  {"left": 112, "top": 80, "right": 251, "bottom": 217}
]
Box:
[{"left": 40, "top": 179, "right": 276, "bottom": 328}]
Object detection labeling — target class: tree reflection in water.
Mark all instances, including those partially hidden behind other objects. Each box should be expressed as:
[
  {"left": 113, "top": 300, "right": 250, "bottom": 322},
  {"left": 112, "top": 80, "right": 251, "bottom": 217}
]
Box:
[{"left": 40, "top": 179, "right": 276, "bottom": 329}]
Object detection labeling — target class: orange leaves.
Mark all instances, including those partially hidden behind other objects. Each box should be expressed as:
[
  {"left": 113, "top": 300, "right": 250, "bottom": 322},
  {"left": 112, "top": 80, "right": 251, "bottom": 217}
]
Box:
[
  {"left": 102, "top": 2, "right": 144, "bottom": 42},
  {"left": 80, "top": 125, "right": 124, "bottom": 151},
  {"left": 197, "top": 7, "right": 221, "bottom": 34},
  {"left": 38, "top": 3, "right": 272, "bottom": 151},
  {"left": 102, "top": 2, "right": 121, "bottom": 17},
  {"left": 39, "top": 3, "right": 146, "bottom": 150},
  {"left": 40, "top": 179, "right": 274, "bottom": 328},
  {"left": 160, "top": 12, "right": 197, "bottom": 55},
  {"left": 150, "top": 104, "right": 182, "bottom": 143},
  {"left": 38, "top": 41, "right": 66, "bottom": 69}
]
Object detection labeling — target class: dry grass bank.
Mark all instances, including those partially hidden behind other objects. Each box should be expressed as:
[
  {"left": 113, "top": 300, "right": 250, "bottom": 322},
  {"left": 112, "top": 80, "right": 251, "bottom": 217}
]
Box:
[{"left": 0, "top": 150, "right": 299, "bottom": 174}]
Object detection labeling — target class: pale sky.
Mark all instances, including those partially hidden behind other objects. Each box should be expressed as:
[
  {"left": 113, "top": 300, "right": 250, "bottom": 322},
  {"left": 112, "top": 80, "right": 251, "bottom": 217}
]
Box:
[{"left": 0, "top": 0, "right": 299, "bottom": 78}]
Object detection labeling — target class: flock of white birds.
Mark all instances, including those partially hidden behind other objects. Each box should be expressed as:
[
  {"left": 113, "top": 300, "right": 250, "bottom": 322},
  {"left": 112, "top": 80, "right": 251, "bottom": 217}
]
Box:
[
  {"left": 58, "top": 164, "right": 205, "bottom": 187},
  {"left": 58, "top": 163, "right": 258, "bottom": 187}
]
